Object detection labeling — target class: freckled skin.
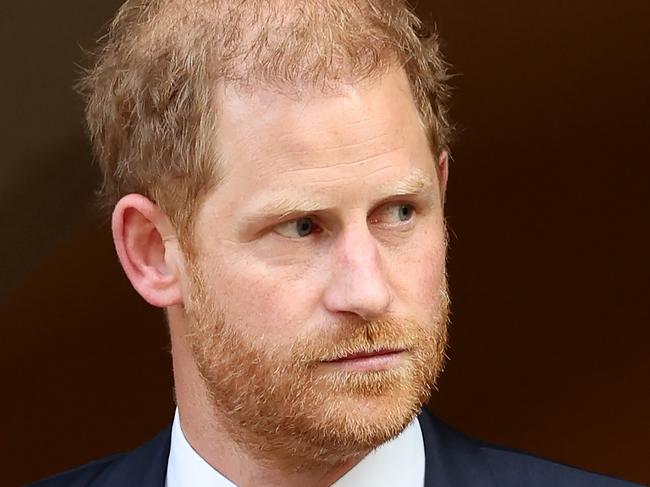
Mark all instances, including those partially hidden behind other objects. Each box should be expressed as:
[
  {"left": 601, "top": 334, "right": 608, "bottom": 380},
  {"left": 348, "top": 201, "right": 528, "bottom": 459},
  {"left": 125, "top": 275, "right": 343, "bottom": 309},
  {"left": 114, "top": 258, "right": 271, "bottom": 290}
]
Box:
[{"left": 190, "top": 70, "right": 447, "bottom": 344}]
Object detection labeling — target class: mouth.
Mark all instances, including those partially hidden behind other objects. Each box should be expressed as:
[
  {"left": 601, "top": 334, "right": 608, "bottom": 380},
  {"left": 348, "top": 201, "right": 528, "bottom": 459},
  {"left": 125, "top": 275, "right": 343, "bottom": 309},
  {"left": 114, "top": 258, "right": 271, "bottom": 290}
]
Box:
[
  {"left": 325, "top": 348, "right": 405, "bottom": 362},
  {"left": 321, "top": 348, "right": 407, "bottom": 371}
]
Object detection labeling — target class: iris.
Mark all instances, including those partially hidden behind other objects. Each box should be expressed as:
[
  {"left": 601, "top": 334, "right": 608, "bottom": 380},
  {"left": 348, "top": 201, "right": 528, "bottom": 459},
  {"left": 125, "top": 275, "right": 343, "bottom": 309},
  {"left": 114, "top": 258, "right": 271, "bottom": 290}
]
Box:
[{"left": 296, "top": 218, "right": 314, "bottom": 237}]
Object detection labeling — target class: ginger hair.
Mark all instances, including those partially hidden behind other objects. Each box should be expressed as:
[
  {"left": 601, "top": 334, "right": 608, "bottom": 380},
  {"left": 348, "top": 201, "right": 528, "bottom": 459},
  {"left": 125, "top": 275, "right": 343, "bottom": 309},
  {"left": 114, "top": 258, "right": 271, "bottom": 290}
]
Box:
[{"left": 78, "top": 0, "right": 453, "bottom": 247}]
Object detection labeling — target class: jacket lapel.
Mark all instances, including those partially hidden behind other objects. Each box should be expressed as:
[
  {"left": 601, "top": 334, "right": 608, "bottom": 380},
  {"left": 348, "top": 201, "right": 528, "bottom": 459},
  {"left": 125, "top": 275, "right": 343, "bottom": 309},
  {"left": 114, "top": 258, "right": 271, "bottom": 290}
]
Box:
[
  {"left": 100, "top": 425, "right": 172, "bottom": 487},
  {"left": 418, "top": 408, "right": 498, "bottom": 487}
]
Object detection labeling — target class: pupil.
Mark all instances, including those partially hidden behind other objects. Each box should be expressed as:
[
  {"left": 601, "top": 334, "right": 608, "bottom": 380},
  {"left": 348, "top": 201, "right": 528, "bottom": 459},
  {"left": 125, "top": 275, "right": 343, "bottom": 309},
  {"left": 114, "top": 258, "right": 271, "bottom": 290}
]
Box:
[
  {"left": 297, "top": 218, "right": 312, "bottom": 236},
  {"left": 399, "top": 205, "right": 412, "bottom": 221}
]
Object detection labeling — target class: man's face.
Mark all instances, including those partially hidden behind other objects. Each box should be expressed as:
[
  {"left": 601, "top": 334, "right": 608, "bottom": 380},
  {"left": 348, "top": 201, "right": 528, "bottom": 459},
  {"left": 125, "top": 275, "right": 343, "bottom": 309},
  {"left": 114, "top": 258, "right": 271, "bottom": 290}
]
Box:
[{"left": 181, "top": 68, "right": 449, "bottom": 467}]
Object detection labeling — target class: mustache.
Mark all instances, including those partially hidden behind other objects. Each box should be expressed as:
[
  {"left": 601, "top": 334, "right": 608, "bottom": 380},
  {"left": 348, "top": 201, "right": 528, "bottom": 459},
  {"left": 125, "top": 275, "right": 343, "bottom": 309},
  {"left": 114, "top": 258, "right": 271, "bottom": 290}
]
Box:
[{"left": 289, "top": 316, "right": 441, "bottom": 363}]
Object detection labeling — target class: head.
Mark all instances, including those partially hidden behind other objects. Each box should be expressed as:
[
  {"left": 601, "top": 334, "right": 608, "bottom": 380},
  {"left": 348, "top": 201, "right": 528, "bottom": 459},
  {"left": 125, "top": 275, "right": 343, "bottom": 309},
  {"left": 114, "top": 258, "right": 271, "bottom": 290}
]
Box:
[{"left": 83, "top": 0, "right": 453, "bottom": 469}]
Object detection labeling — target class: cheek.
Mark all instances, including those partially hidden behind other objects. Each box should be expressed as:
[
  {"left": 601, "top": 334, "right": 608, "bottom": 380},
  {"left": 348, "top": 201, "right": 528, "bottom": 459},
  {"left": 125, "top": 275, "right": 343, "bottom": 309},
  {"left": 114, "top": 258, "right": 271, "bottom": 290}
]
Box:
[
  {"left": 200, "top": 248, "right": 325, "bottom": 342},
  {"left": 387, "top": 229, "right": 447, "bottom": 312}
]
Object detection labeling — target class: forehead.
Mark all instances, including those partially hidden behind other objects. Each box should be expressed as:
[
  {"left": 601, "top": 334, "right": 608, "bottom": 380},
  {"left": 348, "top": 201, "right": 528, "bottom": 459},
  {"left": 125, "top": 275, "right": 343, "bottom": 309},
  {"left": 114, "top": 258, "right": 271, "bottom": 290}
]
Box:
[{"left": 212, "top": 69, "right": 435, "bottom": 207}]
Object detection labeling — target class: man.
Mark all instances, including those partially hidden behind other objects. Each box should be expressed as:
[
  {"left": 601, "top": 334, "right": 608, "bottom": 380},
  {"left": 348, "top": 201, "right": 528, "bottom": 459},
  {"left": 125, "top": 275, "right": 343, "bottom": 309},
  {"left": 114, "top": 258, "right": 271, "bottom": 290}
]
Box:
[{"left": 30, "top": 1, "right": 640, "bottom": 486}]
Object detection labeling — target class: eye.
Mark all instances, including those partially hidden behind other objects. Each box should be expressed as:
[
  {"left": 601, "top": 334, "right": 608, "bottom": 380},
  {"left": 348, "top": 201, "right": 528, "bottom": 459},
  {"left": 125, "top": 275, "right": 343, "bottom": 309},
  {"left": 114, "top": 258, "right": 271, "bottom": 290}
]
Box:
[
  {"left": 371, "top": 203, "right": 416, "bottom": 225},
  {"left": 274, "top": 217, "right": 320, "bottom": 238},
  {"left": 395, "top": 204, "right": 414, "bottom": 222}
]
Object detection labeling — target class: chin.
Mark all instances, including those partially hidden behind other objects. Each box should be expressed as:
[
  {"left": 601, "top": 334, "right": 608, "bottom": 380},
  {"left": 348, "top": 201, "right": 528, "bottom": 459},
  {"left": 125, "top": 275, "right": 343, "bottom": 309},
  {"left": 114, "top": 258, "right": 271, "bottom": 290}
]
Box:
[{"left": 298, "top": 376, "right": 430, "bottom": 453}]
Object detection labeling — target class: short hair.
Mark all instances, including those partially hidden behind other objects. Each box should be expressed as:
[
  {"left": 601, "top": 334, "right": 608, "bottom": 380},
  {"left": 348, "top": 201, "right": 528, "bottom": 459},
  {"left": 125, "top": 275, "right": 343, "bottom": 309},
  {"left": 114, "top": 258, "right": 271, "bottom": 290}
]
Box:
[{"left": 78, "top": 0, "right": 453, "bottom": 248}]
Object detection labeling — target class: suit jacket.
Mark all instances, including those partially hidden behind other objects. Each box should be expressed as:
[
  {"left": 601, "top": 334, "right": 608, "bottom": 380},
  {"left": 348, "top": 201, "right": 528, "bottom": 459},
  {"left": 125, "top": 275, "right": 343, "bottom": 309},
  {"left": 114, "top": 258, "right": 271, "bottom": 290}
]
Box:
[{"left": 27, "top": 408, "right": 642, "bottom": 487}]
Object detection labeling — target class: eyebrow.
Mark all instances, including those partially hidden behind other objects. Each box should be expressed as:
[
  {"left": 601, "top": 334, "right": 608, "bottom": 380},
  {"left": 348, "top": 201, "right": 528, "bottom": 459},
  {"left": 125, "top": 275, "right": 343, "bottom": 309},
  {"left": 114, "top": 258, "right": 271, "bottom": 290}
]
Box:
[
  {"left": 391, "top": 169, "right": 434, "bottom": 195},
  {"left": 238, "top": 169, "right": 435, "bottom": 231}
]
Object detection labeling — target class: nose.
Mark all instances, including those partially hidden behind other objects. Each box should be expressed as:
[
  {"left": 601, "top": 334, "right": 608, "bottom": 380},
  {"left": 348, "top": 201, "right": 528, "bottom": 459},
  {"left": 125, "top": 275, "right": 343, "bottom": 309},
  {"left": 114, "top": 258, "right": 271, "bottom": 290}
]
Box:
[{"left": 322, "top": 227, "right": 392, "bottom": 320}]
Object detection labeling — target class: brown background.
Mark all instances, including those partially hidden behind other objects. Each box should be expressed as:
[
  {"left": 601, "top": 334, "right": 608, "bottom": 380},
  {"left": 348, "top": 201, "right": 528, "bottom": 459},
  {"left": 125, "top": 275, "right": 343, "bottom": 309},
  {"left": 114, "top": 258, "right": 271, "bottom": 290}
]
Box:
[{"left": 1, "top": 1, "right": 648, "bottom": 486}]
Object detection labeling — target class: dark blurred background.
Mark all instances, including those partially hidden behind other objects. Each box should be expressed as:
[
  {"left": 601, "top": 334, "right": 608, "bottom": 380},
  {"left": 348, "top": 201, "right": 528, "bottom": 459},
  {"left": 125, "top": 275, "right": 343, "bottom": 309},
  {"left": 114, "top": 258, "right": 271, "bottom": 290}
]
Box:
[{"left": 1, "top": 1, "right": 648, "bottom": 485}]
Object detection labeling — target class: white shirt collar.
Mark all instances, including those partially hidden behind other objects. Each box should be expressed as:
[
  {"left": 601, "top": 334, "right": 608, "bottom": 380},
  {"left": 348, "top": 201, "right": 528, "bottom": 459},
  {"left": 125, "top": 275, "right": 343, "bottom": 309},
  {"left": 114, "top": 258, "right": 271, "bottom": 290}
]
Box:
[{"left": 166, "top": 408, "right": 425, "bottom": 487}]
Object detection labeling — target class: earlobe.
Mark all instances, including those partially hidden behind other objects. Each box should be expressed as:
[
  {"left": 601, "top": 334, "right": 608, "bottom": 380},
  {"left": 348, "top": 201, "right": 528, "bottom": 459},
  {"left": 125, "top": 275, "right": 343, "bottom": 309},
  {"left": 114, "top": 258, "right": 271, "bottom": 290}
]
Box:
[{"left": 112, "top": 194, "right": 184, "bottom": 308}]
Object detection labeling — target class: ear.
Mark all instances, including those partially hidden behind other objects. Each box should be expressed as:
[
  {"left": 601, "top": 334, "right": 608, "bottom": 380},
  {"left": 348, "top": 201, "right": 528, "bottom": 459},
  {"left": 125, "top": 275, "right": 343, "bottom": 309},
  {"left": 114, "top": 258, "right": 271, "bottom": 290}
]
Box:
[
  {"left": 111, "top": 194, "right": 183, "bottom": 308},
  {"left": 437, "top": 150, "right": 449, "bottom": 205}
]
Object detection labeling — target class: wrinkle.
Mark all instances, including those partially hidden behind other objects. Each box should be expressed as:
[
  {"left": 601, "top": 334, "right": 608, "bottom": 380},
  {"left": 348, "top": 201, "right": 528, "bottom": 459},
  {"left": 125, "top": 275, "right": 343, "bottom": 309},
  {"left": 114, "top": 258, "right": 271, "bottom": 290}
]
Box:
[
  {"left": 276, "top": 132, "right": 390, "bottom": 155},
  {"left": 304, "top": 165, "right": 393, "bottom": 185},
  {"left": 278, "top": 147, "right": 403, "bottom": 174}
]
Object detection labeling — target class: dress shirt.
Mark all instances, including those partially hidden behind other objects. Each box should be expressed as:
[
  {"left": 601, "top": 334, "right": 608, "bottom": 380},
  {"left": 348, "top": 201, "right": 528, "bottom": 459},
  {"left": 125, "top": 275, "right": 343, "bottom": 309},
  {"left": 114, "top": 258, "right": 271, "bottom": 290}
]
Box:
[{"left": 165, "top": 408, "right": 425, "bottom": 487}]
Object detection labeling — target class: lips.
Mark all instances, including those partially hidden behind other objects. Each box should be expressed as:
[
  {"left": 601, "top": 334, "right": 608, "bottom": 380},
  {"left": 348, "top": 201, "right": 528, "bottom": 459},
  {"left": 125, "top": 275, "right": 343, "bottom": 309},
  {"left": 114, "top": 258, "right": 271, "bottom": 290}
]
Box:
[{"left": 325, "top": 349, "right": 404, "bottom": 362}]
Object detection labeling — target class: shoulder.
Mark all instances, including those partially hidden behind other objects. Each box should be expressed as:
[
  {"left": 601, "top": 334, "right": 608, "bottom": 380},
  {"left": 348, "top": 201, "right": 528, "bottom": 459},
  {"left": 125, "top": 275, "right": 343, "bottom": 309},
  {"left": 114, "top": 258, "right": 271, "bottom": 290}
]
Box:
[
  {"left": 417, "top": 408, "right": 642, "bottom": 487},
  {"left": 25, "top": 425, "right": 172, "bottom": 487},
  {"left": 479, "top": 443, "right": 641, "bottom": 487},
  {"left": 26, "top": 454, "right": 127, "bottom": 487}
]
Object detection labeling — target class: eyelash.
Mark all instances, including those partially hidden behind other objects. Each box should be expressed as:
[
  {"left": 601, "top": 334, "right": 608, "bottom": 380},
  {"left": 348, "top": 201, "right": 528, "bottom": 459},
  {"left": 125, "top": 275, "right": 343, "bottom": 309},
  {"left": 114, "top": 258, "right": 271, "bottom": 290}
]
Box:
[
  {"left": 369, "top": 203, "right": 416, "bottom": 226},
  {"left": 273, "top": 202, "right": 418, "bottom": 239}
]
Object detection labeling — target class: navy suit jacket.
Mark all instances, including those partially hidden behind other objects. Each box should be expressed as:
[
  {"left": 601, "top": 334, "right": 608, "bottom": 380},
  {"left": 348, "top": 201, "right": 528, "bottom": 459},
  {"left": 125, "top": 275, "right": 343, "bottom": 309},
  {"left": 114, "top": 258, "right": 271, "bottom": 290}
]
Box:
[{"left": 27, "top": 408, "right": 642, "bottom": 487}]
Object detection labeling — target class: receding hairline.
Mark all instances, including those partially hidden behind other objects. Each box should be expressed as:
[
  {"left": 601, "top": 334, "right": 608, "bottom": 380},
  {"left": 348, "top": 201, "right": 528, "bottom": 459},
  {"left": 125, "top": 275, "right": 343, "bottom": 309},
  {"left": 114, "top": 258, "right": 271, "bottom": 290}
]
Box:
[{"left": 79, "top": 0, "right": 453, "bottom": 247}]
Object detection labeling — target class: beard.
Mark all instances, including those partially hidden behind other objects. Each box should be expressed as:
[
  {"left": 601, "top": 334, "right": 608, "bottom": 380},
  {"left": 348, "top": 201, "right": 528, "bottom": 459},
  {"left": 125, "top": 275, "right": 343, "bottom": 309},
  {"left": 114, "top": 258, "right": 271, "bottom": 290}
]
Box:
[{"left": 184, "top": 262, "right": 449, "bottom": 470}]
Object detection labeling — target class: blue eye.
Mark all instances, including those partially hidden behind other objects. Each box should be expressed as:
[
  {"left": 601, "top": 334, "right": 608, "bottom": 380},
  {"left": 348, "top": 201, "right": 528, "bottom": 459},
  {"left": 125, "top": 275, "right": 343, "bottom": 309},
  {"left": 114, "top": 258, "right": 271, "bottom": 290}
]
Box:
[
  {"left": 397, "top": 204, "right": 414, "bottom": 221},
  {"left": 274, "top": 217, "right": 317, "bottom": 238},
  {"left": 369, "top": 203, "right": 416, "bottom": 226},
  {"left": 296, "top": 218, "right": 314, "bottom": 237}
]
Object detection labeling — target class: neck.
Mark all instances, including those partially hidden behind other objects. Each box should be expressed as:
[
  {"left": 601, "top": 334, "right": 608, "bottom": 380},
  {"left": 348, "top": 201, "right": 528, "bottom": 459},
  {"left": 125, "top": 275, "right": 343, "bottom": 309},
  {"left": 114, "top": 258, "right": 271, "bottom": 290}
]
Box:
[{"left": 167, "top": 306, "right": 367, "bottom": 487}]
